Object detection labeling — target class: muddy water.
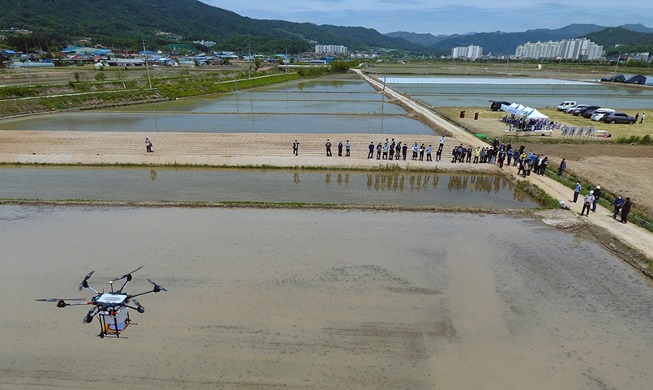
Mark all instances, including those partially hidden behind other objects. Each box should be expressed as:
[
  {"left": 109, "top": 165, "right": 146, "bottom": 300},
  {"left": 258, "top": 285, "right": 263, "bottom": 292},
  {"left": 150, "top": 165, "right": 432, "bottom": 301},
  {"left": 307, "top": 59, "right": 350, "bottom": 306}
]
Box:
[
  {"left": 0, "top": 167, "right": 538, "bottom": 208},
  {"left": 0, "top": 79, "right": 434, "bottom": 135},
  {"left": 1, "top": 206, "right": 651, "bottom": 389},
  {"left": 386, "top": 76, "right": 653, "bottom": 108}
]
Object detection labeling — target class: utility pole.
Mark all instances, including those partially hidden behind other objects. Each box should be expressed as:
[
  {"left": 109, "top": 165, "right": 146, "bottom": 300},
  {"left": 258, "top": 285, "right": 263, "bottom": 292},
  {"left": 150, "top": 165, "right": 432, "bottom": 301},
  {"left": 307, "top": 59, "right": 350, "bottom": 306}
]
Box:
[{"left": 142, "top": 38, "right": 153, "bottom": 90}]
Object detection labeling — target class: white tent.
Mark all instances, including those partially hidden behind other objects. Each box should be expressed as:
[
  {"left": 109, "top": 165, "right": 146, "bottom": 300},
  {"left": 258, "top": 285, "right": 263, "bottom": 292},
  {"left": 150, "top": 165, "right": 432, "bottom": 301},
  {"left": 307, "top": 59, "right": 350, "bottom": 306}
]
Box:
[
  {"left": 524, "top": 107, "right": 548, "bottom": 119},
  {"left": 500, "top": 103, "right": 525, "bottom": 116},
  {"left": 500, "top": 103, "right": 548, "bottom": 119}
]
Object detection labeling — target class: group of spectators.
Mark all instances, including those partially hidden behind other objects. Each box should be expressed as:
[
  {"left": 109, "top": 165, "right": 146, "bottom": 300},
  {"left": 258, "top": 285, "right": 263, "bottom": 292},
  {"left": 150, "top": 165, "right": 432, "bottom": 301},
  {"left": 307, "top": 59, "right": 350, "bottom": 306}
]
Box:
[
  {"left": 575, "top": 183, "right": 633, "bottom": 223},
  {"left": 501, "top": 115, "right": 561, "bottom": 132},
  {"left": 365, "top": 137, "right": 447, "bottom": 162},
  {"left": 449, "top": 138, "right": 532, "bottom": 171}
]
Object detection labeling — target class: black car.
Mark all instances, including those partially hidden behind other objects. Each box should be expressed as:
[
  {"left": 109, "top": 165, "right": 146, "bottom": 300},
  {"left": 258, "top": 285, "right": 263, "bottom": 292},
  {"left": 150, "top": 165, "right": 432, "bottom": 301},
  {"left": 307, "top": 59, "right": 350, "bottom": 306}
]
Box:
[
  {"left": 573, "top": 105, "right": 600, "bottom": 116},
  {"left": 489, "top": 100, "right": 510, "bottom": 111},
  {"left": 581, "top": 106, "right": 603, "bottom": 118},
  {"left": 601, "top": 74, "right": 626, "bottom": 83},
  {"left": 601, "top": 112, "right": 636, "bottom": 124}
]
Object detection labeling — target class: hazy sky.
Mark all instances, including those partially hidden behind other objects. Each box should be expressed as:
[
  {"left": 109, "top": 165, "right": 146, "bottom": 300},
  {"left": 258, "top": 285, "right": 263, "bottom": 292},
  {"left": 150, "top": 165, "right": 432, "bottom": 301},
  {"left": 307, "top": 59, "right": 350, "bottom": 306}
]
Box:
[{"left": 199, "top": 1, "right": 650, "bottom": 35}]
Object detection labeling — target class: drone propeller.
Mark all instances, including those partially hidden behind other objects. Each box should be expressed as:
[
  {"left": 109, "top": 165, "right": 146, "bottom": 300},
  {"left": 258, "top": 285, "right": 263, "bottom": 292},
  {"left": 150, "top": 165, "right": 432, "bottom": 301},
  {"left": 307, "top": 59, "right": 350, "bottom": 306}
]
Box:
[
  {"left": 79, "top": 271, "right": 95, "bottom": 291},
  {"left": 36, "top": 298, "right": 88, "bottom": 308},
  {"left": 147, "top": 278, "right": 167, "bottom": 292},
  {"left": 36, "top": 298, "right": 86, "bottom": 302},
  {"left": 133, "top": 299, "right": 145, "bottom": 313},
  {"left": 83, "top": 307, "right": 98, "bottom": 323},
  {"left": 111, "top": 266, "right": 144, "bottom": 283}
]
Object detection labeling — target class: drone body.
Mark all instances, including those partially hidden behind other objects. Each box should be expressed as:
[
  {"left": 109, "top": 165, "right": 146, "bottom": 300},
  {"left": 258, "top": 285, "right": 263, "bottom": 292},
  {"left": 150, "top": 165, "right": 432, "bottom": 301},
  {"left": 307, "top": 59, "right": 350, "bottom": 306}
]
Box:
[{"left": 38, "top": 266, "right": 166, "bottom": 338}]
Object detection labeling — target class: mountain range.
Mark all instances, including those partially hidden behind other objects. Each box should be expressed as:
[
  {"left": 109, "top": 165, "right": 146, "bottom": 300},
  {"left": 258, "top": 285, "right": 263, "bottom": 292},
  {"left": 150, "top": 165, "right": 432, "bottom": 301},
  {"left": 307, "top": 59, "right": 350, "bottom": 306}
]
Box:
[
  {"left": 389, "top": 24, "right": 653, "bottom": 55},
  {"left": 1, "top": 0, "right": 653, "bottom": 55}
]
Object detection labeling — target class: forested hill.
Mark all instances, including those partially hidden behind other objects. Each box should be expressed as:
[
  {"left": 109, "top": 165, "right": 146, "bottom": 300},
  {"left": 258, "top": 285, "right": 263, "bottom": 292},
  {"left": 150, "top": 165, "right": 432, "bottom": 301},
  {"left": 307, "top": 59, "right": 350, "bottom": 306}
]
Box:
[{"left": 0, "top": 0, "right": 419, "bottom": 52}]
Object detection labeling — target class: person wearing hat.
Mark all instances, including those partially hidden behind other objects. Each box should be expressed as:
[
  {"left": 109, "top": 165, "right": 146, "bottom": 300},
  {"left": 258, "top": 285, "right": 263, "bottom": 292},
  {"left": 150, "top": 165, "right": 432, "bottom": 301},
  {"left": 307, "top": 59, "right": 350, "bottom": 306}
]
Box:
[
  {"left": 592, "top": 185, "right": 601, "bottom": 212},
  {"left": 613, "top": 195, "right": 625, "bottom": 219},
  {"left": 573, "top": 181, "right": 582, "bottom": 203},
  {"left": 581, "top": 190, "right": 595, "bottom": 216}
]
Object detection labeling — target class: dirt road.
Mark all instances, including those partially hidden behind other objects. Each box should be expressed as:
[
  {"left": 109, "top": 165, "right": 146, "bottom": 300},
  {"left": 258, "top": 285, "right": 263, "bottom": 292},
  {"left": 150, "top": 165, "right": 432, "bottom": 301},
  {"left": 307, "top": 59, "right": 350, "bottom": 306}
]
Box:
[{"left": 355, "top": 69, "right": 653, "bottom": 271}]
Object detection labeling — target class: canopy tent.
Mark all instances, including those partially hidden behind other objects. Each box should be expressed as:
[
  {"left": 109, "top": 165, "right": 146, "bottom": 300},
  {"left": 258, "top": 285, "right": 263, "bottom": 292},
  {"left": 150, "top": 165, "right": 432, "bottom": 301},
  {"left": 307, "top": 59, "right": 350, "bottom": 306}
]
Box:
[
  {"left": 500, "top": 103, "right": 548, "bottom": 119},
  {"left": 524, "top": 107, "right": 548, "bottom": 119}
]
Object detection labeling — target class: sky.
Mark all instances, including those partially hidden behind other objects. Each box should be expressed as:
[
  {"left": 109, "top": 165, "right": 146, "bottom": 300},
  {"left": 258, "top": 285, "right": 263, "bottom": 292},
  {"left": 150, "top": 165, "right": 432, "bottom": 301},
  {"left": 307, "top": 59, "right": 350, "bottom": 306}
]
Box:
[{"left": 199, "top": 1, "right": 651, "bottom": 35}]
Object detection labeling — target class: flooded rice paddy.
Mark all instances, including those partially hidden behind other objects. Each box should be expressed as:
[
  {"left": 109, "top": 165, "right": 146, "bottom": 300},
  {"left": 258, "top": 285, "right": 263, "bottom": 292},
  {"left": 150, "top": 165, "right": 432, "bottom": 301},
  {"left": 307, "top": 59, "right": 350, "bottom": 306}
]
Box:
[
  {"left": 386, "top": 76, "right": 653, "bottom": 109},
  {"left": 0, "top": 79, "right": 434, "bottom": 135},
  {"left": 2, "top": 77, "right": 651, "bottom": 134},
  {"left": 2, "top": 75, "right": 652, "bottom": 388},
  {"left": 1, "top": 207, "right": 652, "bottom": 389},
  {"left": 0, "top": 166, "right": 537, "bottom": 208}
]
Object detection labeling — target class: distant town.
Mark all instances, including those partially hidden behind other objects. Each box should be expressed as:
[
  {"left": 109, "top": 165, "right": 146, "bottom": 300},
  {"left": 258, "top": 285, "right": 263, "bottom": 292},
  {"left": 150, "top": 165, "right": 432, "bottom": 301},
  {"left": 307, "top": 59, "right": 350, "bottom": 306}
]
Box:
[{"left": 452, "top": 39, "right": 649, "bottom": 62}]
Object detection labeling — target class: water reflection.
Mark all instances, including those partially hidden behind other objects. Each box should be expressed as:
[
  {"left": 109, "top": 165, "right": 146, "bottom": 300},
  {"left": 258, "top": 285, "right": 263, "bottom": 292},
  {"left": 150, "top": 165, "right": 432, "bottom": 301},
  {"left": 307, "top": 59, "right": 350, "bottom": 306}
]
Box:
[
  {"left": 313, "top": 171, "right": 526, "bottom": 201},
  {"left": 0, "top": 167, "right": 537, "bottom": 209}
]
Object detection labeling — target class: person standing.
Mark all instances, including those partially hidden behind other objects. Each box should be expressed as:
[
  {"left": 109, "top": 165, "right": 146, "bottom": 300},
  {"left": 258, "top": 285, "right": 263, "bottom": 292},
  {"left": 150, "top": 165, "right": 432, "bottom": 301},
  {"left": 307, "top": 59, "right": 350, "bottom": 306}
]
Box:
[
  {"left": 641, "top": 113, "right": 646, "bottom": 124},
  {"left": 540, "top": 156, "right": 548, "bottom": 175},
  {"left": 325, "top": 139, "right": 332, "bottom": 156},
  {"left": 621, "top": 197, "right": 632, "bottom": 223},
  {"left": 573, "top": 181, "right": 581, "bottom": 203},
  {"left": 376, "top": 142, "right": 382, "bottom": 160},
  {"left": 145, "top": 137, "right": 153, "bottom": 153},
  {"left": 292, "top": 140, "right": 299, "bottom": 156},
  {"left": 426, "top": 145, "right": 432, "bottom": 161},
  {"left": 592, "top": 185, "right": 601, "bottom": 212},
  {"left": 613, "top": 195, "right": 625, "bottom": 220},
  {"left": 337, "top": 141, "right": 343, "bottom": 157},
  {"left": 635, "top": 113, "right": 639, "bottom": 123},
  {"left": 581, "top": 190, "right": 595, "bottom": 216},
  {"left": 345, "top": 140, "right": 351, "bottom": 157},
  {"left": 368, "top": 142, "right": 374, "bottom": 159},
  {"left": 558, "top": 158, "right": 566, "bottom": 176},
  {"left": 419, "top": 144, "right": 425, "bottom": 161},
  {"left": 395, "top": 142, "right": 401, "bottom": 160},
  {"left": 402, "top": 143, "right": 408, "bottom": 160}
]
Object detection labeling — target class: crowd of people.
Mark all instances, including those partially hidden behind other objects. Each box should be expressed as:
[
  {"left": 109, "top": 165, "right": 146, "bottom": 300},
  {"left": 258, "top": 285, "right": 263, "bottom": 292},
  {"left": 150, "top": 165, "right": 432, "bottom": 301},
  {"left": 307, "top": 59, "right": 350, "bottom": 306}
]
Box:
[{"left": 501, "top": 115, "right": 561, "bottom": 132}]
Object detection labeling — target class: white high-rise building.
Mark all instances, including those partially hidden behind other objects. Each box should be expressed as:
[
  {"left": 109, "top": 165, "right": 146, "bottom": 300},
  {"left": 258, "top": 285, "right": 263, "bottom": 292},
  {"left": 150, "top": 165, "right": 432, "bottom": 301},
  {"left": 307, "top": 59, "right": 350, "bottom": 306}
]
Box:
[
  {"left": 516, "top": 38, "right": 603, "bottom": 60},
  {"left": 451, "top": 45, "right": 483, "bottom": 60},
  {"left": 315, "top": 45, "right": 348, "bottom": 55}
]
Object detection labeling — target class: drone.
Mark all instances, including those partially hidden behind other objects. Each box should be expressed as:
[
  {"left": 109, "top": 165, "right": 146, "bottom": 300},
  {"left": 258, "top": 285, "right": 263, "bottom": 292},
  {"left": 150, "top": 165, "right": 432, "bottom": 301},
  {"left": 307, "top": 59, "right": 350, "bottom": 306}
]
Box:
[{"left": 37, "top": 266, "right": 167, "bottom": 338}]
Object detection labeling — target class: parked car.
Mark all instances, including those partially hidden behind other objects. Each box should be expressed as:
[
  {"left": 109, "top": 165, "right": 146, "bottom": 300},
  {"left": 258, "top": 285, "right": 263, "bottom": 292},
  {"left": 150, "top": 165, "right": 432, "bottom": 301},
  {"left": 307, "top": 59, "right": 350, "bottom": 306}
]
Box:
[
  {"left": 601, "top": 112, "right": 636, "bottom": 124},
  {"left": 566, "top": 103, "right": 587, "bottom": 114},
  {"left": 489, "top": 100, "right": 511, "bottom": 111},
  {"left": 591, "top": 108, "right": 616, "bottom": 121},
  {"left": 557, "top": 101, "right": 577, "bottom": 111},
  {"left": 580, "top": 106, "right": 602, "bottom": 118},
  {"left": 601, "top": 74, "right": 626, "bottom": 83},
  {"left": 573, "top": 105, "right": 600, "bottom": 116}
]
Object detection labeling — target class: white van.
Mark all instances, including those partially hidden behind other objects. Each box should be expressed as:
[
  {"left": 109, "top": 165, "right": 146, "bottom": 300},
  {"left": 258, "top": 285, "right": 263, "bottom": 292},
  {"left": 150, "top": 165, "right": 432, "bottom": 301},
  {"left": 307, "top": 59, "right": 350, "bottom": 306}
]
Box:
[
  {"left": 557, "top": 101, "right": 577, "bottom": 111},
  {"left": 591, "top": 108, "right": 615, "bottom": 121}
]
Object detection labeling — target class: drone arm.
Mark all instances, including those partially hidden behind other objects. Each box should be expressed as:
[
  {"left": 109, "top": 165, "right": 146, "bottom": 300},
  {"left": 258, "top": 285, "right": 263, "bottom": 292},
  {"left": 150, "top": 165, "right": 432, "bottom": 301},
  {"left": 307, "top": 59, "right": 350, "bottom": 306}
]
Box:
[
  {"left": 128, "top": 290, "right": 157, "bottom": 299},
  {"left": 117, "top": 278, "right": 130, "bottom": 293}
]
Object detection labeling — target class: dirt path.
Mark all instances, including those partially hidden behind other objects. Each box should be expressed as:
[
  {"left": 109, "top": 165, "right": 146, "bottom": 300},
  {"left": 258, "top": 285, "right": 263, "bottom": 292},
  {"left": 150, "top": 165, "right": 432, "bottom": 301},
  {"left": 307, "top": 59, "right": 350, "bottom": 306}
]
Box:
[{"left": 355, "top": 69, "right": 653, "bottom": 269}]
